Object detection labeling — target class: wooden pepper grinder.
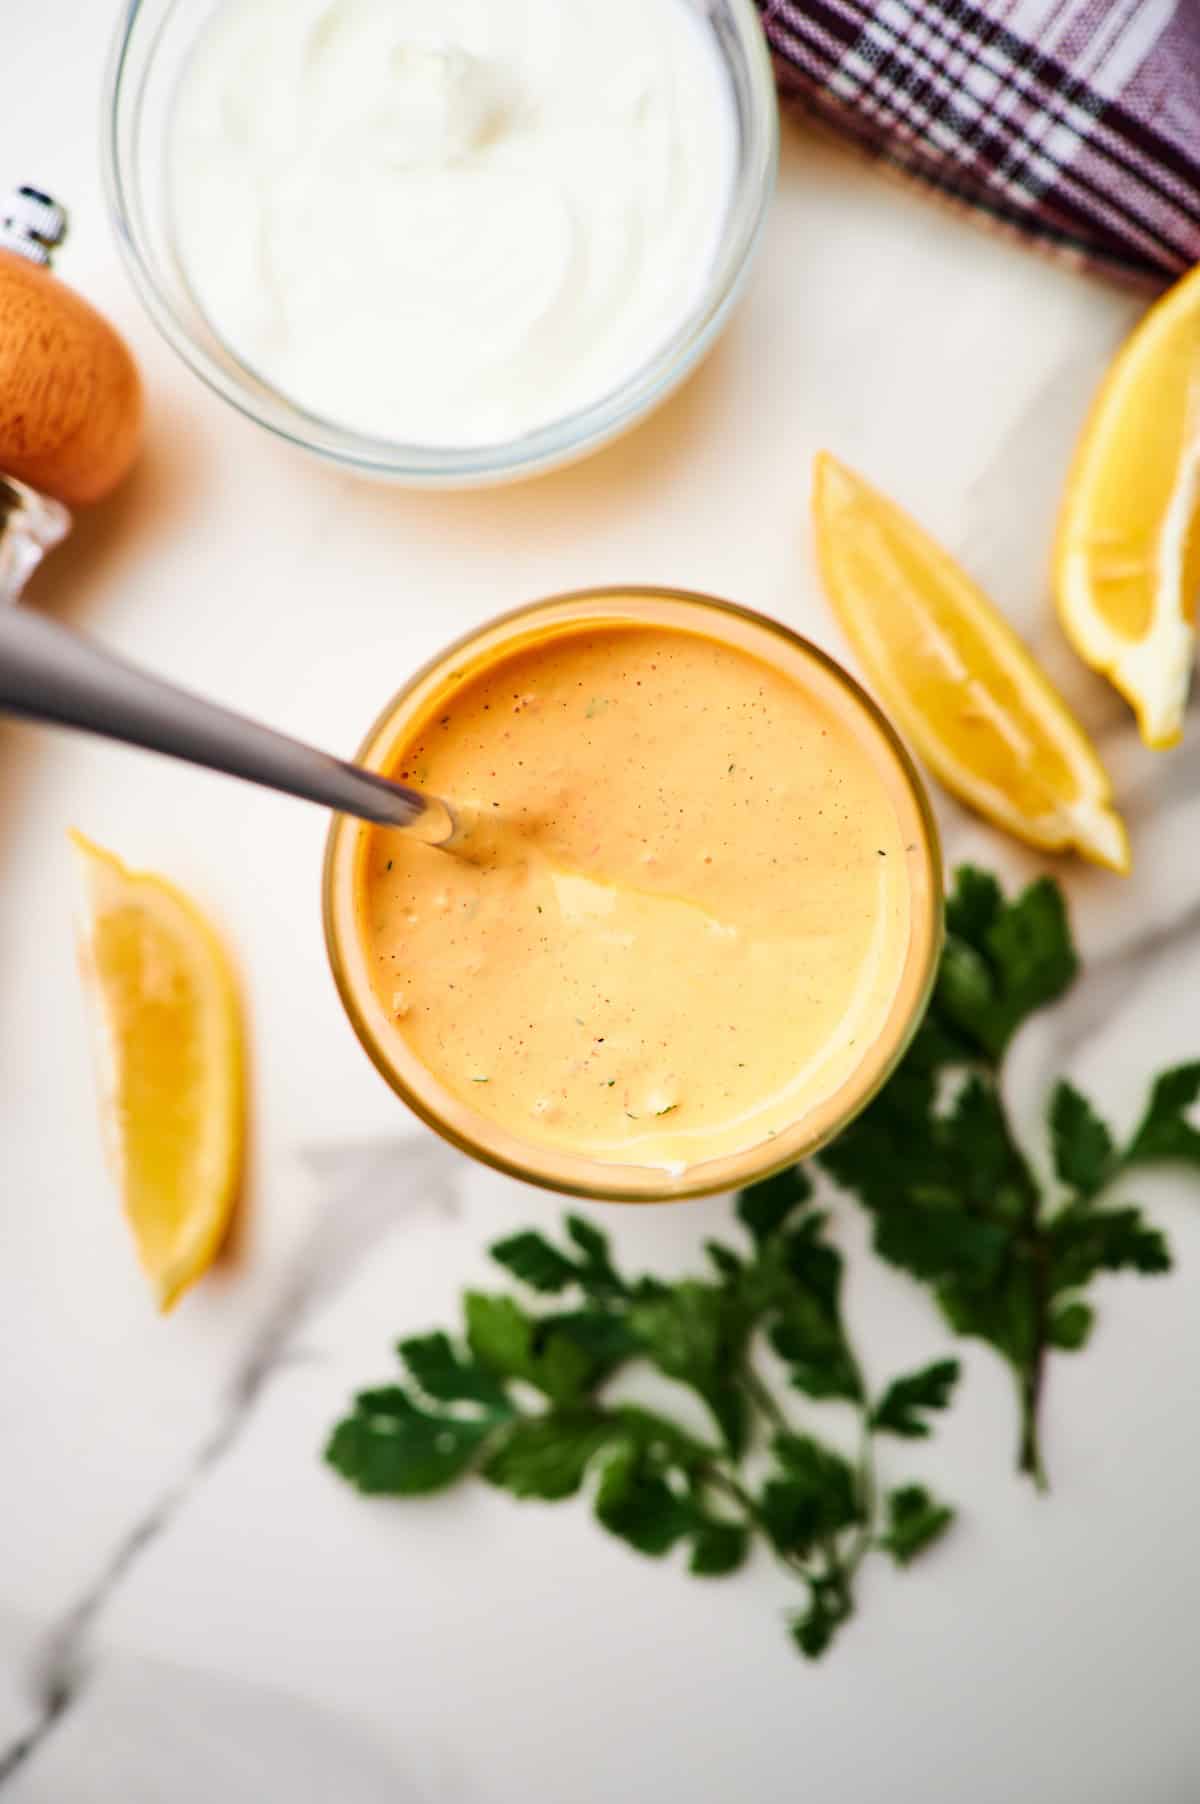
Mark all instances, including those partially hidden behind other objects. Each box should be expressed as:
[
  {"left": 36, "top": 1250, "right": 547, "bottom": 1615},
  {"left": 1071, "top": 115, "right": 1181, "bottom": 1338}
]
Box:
[
  {"left": 0, "top": 185, "right": 142, "bottom": 604},
  {"left": 0, "top": 186, "right": 142, "bottom": 510}
]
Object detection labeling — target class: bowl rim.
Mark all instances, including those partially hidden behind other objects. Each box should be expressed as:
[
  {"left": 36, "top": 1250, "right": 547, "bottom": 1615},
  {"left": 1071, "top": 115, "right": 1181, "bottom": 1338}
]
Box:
[
  {"left": 322, "top": 587, "right": 945, "bottom": 1202},
  {"left": 101, "top": 0, "right": 780, "bottom": 486}
]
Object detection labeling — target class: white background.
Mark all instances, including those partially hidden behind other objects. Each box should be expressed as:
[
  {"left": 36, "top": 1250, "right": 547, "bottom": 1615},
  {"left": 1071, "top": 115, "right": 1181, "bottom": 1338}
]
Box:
[{"left": 6, "top": 6, "right": 1200, "bottom": 1801}]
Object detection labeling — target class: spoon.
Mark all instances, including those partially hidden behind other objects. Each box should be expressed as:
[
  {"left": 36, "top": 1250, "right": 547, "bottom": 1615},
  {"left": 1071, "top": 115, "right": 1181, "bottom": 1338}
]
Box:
[{"left": 0, "top": 602, "right": 461, "bottom": 844}]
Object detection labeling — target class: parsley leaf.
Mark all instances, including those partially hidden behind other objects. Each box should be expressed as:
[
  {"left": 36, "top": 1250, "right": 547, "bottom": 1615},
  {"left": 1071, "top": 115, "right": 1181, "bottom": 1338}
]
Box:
[
  {"left": 937, "top": 1262, "right": 1039, "bottom": 1371},
  {"left": 944, "top": 865, "right": 1003, "bottom": 943},
  {"left": 935, "top": 869, "right": 1078, "bottom": 1060},
  {"left": 593, "top": 1442, "right": 694, "bottom": 1556},
  {"left": 611, "top": 1404, "right": 716, "bottom": 1470},
  {"left": 564, "top": 1214, "right": 630, "bottom": 1299},
  {"left": 1125, "top": 1063, "right": 1200, "bottom": 1168},
  {"left": 535, "top": 1308, "right": 639, "bottom": 1374},
  {"left": 465, "top": 1292, "right": 597, "bottom": 1404},
  {"left": 790, "top": 1575, "right": 854, "bottom": 1659},
  {"left": 1046, "top": 1206, "right": 1171, "bottom": 1289},
  {"left": 490, "top": 1230, "right": 579, "bottom": 1293},
  {"left": 629, "top": 1281, "right": 749, "bottom": 1454},
  {"left": 870, "top": 1359, "right": 961, "bottom": 1438},
  {"left": 760, "top": 1433, "right": 862, "bottom": 1558},
  {"left": 872, "top": 1204, "right": 1011, "bottom": 1289},
  {"left": 935, "top": 938, "right": 998, "bottom": 1054},
  {"left": 878, "top": 1486, "right": 955, "bottom": 1566},
  {"left": 324, "top": 1387, "right": 494, "bottom": 1495},
  {"left": 490, "top": 1214, "right": 631, "bottom": 1301},
  {"left": 767, "top": 1293, "right": 863, "bottom": 1403},
  {"left": 689, "top": 1520, "right": 750, "bottom": 1577},
  {"left": 1049, "top": 1082, "right": 1116, "bottom": 1200},
  {"left": 482, "top": 1412, "right": 616, "bottom": 1500},
  {"left": 705, "top": 1239, "right": 744, "bottom": 1281},
  {"left": 1047, "top": 1300, "right": 1094, "bottom": 1351},
  {"left": 772, "top": 1432, "right": 862, "bottom": 1520},
  {"left": 944, "top": 1075, "right": 1037, "bottom": 1221},
  {"left": 397, "top": 1332, "right": 514, "bottom": 1416},
  {"left": 756, "top": 1216, "right": 863, "bottom": 1402}
]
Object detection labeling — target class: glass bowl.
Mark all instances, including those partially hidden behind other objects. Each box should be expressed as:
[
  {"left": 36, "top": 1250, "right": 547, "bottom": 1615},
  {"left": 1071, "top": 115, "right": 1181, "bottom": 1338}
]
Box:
[
  {"left": 323, "top": 589, "right": 944, "bottom": 1202},
  {"left": 102, "top": 0, "right": 779, "bottom": 486}
]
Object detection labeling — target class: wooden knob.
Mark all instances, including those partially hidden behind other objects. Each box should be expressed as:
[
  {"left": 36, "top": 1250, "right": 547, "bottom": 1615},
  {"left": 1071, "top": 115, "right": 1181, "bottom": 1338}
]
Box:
[{"left": 0, "top": 248, "right": 142, "bottom": 507}]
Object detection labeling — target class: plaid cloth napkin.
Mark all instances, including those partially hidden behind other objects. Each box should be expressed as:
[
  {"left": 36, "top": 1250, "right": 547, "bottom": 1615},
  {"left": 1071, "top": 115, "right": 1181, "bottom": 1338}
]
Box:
[{"left": 756, "top": 0, "right": 1200, "bottom": 286}]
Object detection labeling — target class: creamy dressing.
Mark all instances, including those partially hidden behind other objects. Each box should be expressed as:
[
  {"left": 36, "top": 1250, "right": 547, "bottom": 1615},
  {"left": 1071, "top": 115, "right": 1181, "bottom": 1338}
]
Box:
[
  {"left": 169, "top": 0, "right": 737, "bottom": 445},
  {"left": 357, "top": 623, "right": 916, "bottom": 1172}
]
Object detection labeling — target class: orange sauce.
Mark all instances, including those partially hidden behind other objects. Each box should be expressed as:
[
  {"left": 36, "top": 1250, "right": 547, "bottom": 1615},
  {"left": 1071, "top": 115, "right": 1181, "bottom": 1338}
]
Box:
[{"left": 356, "top": 620, "right": 917, "bottom": 1172}]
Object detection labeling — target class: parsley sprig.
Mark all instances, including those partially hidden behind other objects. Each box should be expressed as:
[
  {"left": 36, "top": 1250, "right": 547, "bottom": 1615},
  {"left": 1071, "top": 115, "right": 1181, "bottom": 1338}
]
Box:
[
  {"left": 324, "top": 864, "right": 1200, "bottom": 1654},
  {"left": 819, "top": 866, "right": 1191, "bottom": 1488},
  {"left": 326, "top": 1183, "right": 959, "bottom": 1659}
]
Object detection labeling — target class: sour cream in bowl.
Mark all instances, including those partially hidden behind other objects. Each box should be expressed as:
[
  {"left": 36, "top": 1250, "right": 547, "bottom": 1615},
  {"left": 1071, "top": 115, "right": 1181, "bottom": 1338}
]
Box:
[{"left": 105, "top": 0, "right": 778, "bottom": 482}]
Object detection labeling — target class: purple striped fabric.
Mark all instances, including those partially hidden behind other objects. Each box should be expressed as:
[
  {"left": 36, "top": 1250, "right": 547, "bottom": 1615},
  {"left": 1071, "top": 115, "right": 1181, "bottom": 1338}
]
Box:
[{"left": 755, "top": 0, "right": 1200, "bottom": 286}]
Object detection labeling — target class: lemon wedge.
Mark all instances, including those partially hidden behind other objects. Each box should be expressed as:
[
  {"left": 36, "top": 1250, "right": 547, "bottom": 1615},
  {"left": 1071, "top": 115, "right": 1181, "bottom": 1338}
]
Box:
[
  {"left": 1055, "top": 263, "right": 1200, "bottom": 748},
  {"left": 70, "top": 832, "right": 244, "bottom": 1310},
  {"left": 813, "top": 453, "right": 1130, "bottom": 874}
]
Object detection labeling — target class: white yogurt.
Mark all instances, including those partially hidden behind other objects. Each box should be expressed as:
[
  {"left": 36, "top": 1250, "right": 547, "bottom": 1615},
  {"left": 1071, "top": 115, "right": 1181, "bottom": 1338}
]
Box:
[{"left": 169, "top": 0, "right": 738, "bottom": 446}]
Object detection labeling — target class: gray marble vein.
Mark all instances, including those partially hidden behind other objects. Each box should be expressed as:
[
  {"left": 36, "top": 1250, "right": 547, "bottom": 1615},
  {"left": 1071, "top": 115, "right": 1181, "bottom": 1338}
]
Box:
[{"left": 0, "top": 1139, "right": 462, "bottom": 1792}]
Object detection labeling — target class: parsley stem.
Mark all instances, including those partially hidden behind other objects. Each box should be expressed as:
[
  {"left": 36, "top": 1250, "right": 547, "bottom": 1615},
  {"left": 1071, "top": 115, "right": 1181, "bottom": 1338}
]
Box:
[
  {"left": 1017, "top": 1165, "right": 1051, "bottom": 1493},
  {"left": 700, "top": 1462, "right": 820, "bottom": 1588},
  {"left": 699, "top": 1464, "right": 758, "bottom": 1520},
  {"left": 1016, "top": 1358, "right": 1048, "bottom": 1492},
  {"left": 843, "top": 1402, "right": 879, "bottom": 1576},
  {"left": 740, "top": 1364, "right": 790, "bottom": 1435}
]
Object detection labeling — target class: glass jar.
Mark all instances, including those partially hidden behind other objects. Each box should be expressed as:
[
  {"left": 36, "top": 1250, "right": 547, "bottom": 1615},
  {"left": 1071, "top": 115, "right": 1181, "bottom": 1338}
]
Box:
[{"left": 324, "top": 588, "right": 943, "bottom": 1201}]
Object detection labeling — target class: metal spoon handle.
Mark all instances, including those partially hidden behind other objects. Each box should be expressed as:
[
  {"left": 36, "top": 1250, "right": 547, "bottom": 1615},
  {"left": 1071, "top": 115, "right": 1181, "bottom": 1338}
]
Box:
[{"left": 0, "top": 605, "right": 449, "bottom": 835}]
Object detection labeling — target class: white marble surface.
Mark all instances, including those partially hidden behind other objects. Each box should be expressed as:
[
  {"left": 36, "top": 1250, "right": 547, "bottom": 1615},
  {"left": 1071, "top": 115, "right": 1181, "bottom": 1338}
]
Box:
[{"left": 6, "top": 7, "right": 1200, "bottom": 1801}]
